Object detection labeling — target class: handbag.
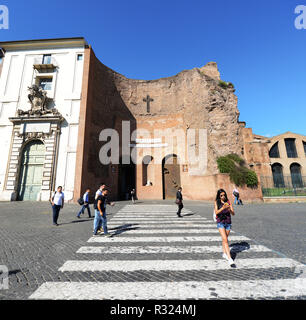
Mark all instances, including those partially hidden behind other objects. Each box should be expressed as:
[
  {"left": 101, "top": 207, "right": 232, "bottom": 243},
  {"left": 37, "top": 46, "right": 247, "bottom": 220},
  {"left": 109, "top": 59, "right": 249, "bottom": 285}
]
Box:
[
  {"left": 77, "top": 197, "right": 84, "bottom": 206},
  {"left": 175, "top": 199, "right": 181, "bottom": 205}
]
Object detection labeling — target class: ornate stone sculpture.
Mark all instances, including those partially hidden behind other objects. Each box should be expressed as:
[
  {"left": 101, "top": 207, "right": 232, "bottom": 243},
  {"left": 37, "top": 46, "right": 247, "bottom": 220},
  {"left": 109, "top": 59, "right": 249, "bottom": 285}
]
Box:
[
  {"left": 28, "top": 85, "right": 48, "bottom": 114},
  {"left": 17, "top": 85, "right": 61, "bottom": 117}
]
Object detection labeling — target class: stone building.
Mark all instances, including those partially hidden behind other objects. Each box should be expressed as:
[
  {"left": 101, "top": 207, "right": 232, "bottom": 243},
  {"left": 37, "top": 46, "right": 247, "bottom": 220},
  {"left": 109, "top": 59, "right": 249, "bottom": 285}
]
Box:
[
  {"left": 0, "top": 38, "right": 87, "bottom": 201},
  {"left": 0, "top": 37, "right": 287, "bottom": 203},
  {"left": 242, "top": 129, "right": 306, "bottom": 189}
]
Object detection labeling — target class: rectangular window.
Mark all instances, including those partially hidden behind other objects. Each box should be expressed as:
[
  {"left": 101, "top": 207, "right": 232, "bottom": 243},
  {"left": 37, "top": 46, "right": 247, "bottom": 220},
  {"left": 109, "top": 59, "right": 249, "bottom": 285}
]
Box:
[
  {"left": 77, "top": 54, "right": 83, "bottom": 61},
  {"left": 42, "top": 54, "right": 51, "bottom": 64},
  {"left": 285, "top": 138, "right": 298, "bottom": 158},
  {"left": 303, "top": 141, "right": 306, "bottom": 157},
  {"left": 38, "top": 77, "right": 52, "bottom": 91}
]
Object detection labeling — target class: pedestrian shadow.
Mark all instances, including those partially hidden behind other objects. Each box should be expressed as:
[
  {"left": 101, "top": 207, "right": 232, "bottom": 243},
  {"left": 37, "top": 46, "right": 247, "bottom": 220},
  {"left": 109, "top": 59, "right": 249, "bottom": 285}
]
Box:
[
  {"left": 182, "top": 213, "right": 195, "bottom": 217},
  {"left": 8, "top": 269, "right": 22, "bottom": 276},
  {"left": 108, "top": 224, "right": 140, "bottom": 233},
  {"left": 111, "top": 226, "right": 140, "bottom": 236},
  {"left": 59, "top": 219, "right": 93, "bottom": 225},
  {"left": 109, "top": 223, "right": 139, "bottom": 229},
  {"left": 229, "top": 242, "right": 250, "bottom": 260}
]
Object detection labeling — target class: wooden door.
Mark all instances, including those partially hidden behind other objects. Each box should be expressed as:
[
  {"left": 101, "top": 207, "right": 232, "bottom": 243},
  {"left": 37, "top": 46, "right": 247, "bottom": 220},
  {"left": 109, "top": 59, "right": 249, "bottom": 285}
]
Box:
[
  {"left": 162, "top": 155, "right": 181, "bottom": 199},
  {"left": 18, "top": 141, "right": 45, "bottom": 201}
]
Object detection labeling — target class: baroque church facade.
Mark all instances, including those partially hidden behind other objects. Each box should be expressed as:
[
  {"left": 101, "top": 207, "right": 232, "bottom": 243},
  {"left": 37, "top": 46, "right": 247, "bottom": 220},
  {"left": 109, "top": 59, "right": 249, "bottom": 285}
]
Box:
[{"left": 0, "top": 37, "right": 304, "bottom": 202}]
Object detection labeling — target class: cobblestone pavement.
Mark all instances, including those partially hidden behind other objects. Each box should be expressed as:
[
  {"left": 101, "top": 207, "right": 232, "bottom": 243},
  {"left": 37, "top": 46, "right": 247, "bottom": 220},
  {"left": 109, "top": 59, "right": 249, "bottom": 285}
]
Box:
[{"left": 0, "top": 200, "right": 305, "bottom": 300}]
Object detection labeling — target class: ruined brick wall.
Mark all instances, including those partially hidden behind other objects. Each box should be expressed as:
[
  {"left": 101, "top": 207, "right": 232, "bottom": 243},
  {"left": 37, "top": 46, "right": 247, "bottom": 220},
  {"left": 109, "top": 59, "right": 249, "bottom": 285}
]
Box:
[
  {"left": 112, "top": 61, "right": 244, "bottom": 176},
  {"left": 74, "top": 47, "right": 136, "bottom": 201},
  {"left": 75, "top": 54, "right": 261, "bottom": 201}
]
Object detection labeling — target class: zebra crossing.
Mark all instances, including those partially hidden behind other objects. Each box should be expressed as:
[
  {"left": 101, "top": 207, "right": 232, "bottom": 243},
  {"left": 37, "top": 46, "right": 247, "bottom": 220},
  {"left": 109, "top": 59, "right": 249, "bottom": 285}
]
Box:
[{"left": 29, "top": 204, "right": 306, "bottom": 300}]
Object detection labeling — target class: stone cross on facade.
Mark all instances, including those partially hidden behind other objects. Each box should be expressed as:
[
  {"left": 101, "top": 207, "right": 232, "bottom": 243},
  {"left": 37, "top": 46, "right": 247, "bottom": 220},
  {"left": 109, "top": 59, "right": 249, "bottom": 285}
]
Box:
[{"left": 143, "top": 95, "right": 154, "bottom": 113}]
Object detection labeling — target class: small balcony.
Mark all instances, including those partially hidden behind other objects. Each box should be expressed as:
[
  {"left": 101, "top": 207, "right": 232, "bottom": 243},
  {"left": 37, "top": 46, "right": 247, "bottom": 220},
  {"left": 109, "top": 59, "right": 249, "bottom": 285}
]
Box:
[{"left": 33, "top": 56, "right": 58, "bottom": 71}]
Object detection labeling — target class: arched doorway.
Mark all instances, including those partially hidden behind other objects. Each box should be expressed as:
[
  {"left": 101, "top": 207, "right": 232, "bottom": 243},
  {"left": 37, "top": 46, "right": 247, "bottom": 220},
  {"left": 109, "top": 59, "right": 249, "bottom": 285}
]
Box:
[
  {"left": 162, "top": 154, "right": 181, "bottom": 199},
  {"left": 290, "top": 163, "right": 303, "bottom": 188},
  {"left": 271, "top": 163, "right": 284, "bottom": 188},
  {"left": 17, "top": 140, "right": 45, "bottom": 201}
]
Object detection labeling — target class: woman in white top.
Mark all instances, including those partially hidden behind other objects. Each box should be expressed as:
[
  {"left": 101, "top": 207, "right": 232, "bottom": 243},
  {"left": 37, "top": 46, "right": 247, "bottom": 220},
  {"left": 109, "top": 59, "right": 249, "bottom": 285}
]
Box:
[{"left": 50, "top": 186, "right": 64, "bottom": 226}]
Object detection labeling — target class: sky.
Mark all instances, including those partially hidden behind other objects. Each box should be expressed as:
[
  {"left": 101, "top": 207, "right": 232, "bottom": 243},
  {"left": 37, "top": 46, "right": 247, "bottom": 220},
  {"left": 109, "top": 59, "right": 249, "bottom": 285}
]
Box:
[{"left": 0, "top": 0, "right": 305, "bottom": 137}]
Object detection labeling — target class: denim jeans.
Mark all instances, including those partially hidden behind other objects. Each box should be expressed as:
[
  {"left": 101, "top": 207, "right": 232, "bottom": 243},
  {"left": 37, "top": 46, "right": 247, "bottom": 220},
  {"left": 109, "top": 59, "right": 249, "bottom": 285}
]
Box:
[
  {"left": 217, "top": 222, "right": 232, "bottom": 230},
  {"left": 234, "top": 196, "right": 241, "bottom": 205},
  {"left": 77, "top": 204, "right": 91, "bottom": 217},
  {"left": 93, "top": 209, "right": 108, "bottom": 234},
  {"left": 52, "top": 204, "right": 61, "bottom": 224}
]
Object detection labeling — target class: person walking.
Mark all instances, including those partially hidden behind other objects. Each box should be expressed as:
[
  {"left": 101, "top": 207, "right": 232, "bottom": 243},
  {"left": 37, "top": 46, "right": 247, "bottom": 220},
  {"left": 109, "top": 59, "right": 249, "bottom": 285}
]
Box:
[
  {"left": 93, "top": 189, "right": 114, "bottom": 236},
  {"left": 95, "top": 183, "right": 106, "bottom": 200},
  {"left": 50, "top": 186, "right": 64, "bottom": 226},
  {"left": 214, "top": 189, "right": 236, "bottom": 267},
  {"left": 77, "top": 188, "right": 91, "bottom": 218},
  {"left": 176, "top": 187, "right": 183, "bottom": 218},
  {"left": 131, "top": 189, "right": 136, "bottom": 204},
  {"left": 233, "top": 187, "right": 242, "bottom": 205},
  {"left": 94, "top": 183, "right": 106, "bottom": 233}
]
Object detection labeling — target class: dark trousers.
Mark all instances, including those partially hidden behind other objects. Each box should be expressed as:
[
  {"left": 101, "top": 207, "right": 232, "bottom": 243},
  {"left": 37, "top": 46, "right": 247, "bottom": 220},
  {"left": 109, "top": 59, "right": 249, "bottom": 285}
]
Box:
[
  {"left": 78, "top": 204, "right": 91, "bottom": 217},
  {"left": 52, "top": 205, "right": 61, "bottom": 224},
  {"left": 177, "top": 204, "right": 183, "bottom": 216}
]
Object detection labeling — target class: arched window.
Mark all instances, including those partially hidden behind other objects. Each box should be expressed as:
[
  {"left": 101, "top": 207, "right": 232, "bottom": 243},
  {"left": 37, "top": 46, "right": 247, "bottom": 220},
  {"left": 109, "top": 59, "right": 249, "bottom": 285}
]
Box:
[
  {"left": 271, "top": 163, "right": 285, "bottom": 188},
  {"left": 269, "top": 142, "right": 280, "bottom": 158},
  {"left": 290, "top": 163, "right": 303, "bottom": 188},
  {"left": 285, "top": 138, "right": 297, "bottom": 158}
]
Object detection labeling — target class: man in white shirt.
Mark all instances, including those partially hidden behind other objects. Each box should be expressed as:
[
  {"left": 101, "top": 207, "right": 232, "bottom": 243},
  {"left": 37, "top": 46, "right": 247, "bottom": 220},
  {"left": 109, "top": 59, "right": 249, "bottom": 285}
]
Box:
[
  {"left": 95, "top": 183, "right": 105, "bottom": 199},
  {"left": 50, "top": 186, "right": 64, "bottom": 226}
]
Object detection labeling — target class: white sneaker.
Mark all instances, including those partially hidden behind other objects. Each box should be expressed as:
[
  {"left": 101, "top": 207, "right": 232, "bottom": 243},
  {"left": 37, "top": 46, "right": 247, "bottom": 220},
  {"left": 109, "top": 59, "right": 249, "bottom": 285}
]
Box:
[
  {"left": 222, "top": 253, "right": 229, "bottom": 261},
  {"left": 228, "top": 258, "right": 236, "bottom": 267}
]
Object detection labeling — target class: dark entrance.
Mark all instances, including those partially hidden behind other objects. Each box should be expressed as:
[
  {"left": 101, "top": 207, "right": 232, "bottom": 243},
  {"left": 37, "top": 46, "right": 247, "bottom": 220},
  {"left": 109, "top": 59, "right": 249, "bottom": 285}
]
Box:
[
  {"left": 118, "top": 157, "right": 136, "bottom": 200},
  {"left": 162, "top": 154, "right": 181, "bottom": 199}
]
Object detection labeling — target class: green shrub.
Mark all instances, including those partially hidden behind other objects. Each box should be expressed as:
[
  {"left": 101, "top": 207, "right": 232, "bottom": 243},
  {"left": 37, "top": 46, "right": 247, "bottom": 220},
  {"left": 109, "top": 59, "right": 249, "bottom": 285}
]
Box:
[
  {"left": 246, "top": 170, "right": 258, "bottom": 188},
  {"left": 227, "top": 153, "right": 245, "bottom": 166},
  {"left": 218, "top": 81, "right": 235, "bottom": 89},
  {"left": 218, "top": 80, "right": 228, "bottom": 89},
  {"left": 217, "top": 153, "right": 258, "bottom": 188},
  {"left": 216, "top": 156, "right": 235, "bottom": 173}
]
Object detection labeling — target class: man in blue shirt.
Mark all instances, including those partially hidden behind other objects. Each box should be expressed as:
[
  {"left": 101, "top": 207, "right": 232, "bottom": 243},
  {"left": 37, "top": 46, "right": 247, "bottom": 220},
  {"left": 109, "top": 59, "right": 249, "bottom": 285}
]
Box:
[{"left": 77, "top": 188, "right": 91, "bottom": 218}]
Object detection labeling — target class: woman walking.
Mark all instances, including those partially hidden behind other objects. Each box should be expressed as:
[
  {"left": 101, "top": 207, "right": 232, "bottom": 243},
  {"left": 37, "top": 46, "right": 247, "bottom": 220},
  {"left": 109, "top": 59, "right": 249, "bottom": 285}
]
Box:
[{"left": 214, "top": 189, "right": 236, "bottom": 267}]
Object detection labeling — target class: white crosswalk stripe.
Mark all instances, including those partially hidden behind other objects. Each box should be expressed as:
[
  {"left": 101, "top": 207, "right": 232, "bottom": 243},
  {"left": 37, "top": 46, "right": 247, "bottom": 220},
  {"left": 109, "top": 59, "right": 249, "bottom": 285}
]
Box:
[
  {"left": 76, "top": 244, "right": 271, "bottom": 254},
  {"left": 108, "top": 221, "right": 213, "bottom": 225},
  {"left": 104, "top": 228, "right": 222, "bottom": 234},
  {"left": 87, "top": 235, "right": 249, "bottom": 243},
  {"left": 29, "top": 279, "right": 306, "bottom": 300},
  {"left": 29, "top": 204, "right": 306, "bottom": 300},
  {"left": 108, "top": 224, "right": 216, "bottom": 228},
  {"left": 58, "top": 258, "right": 302, "bottom": 272}
]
